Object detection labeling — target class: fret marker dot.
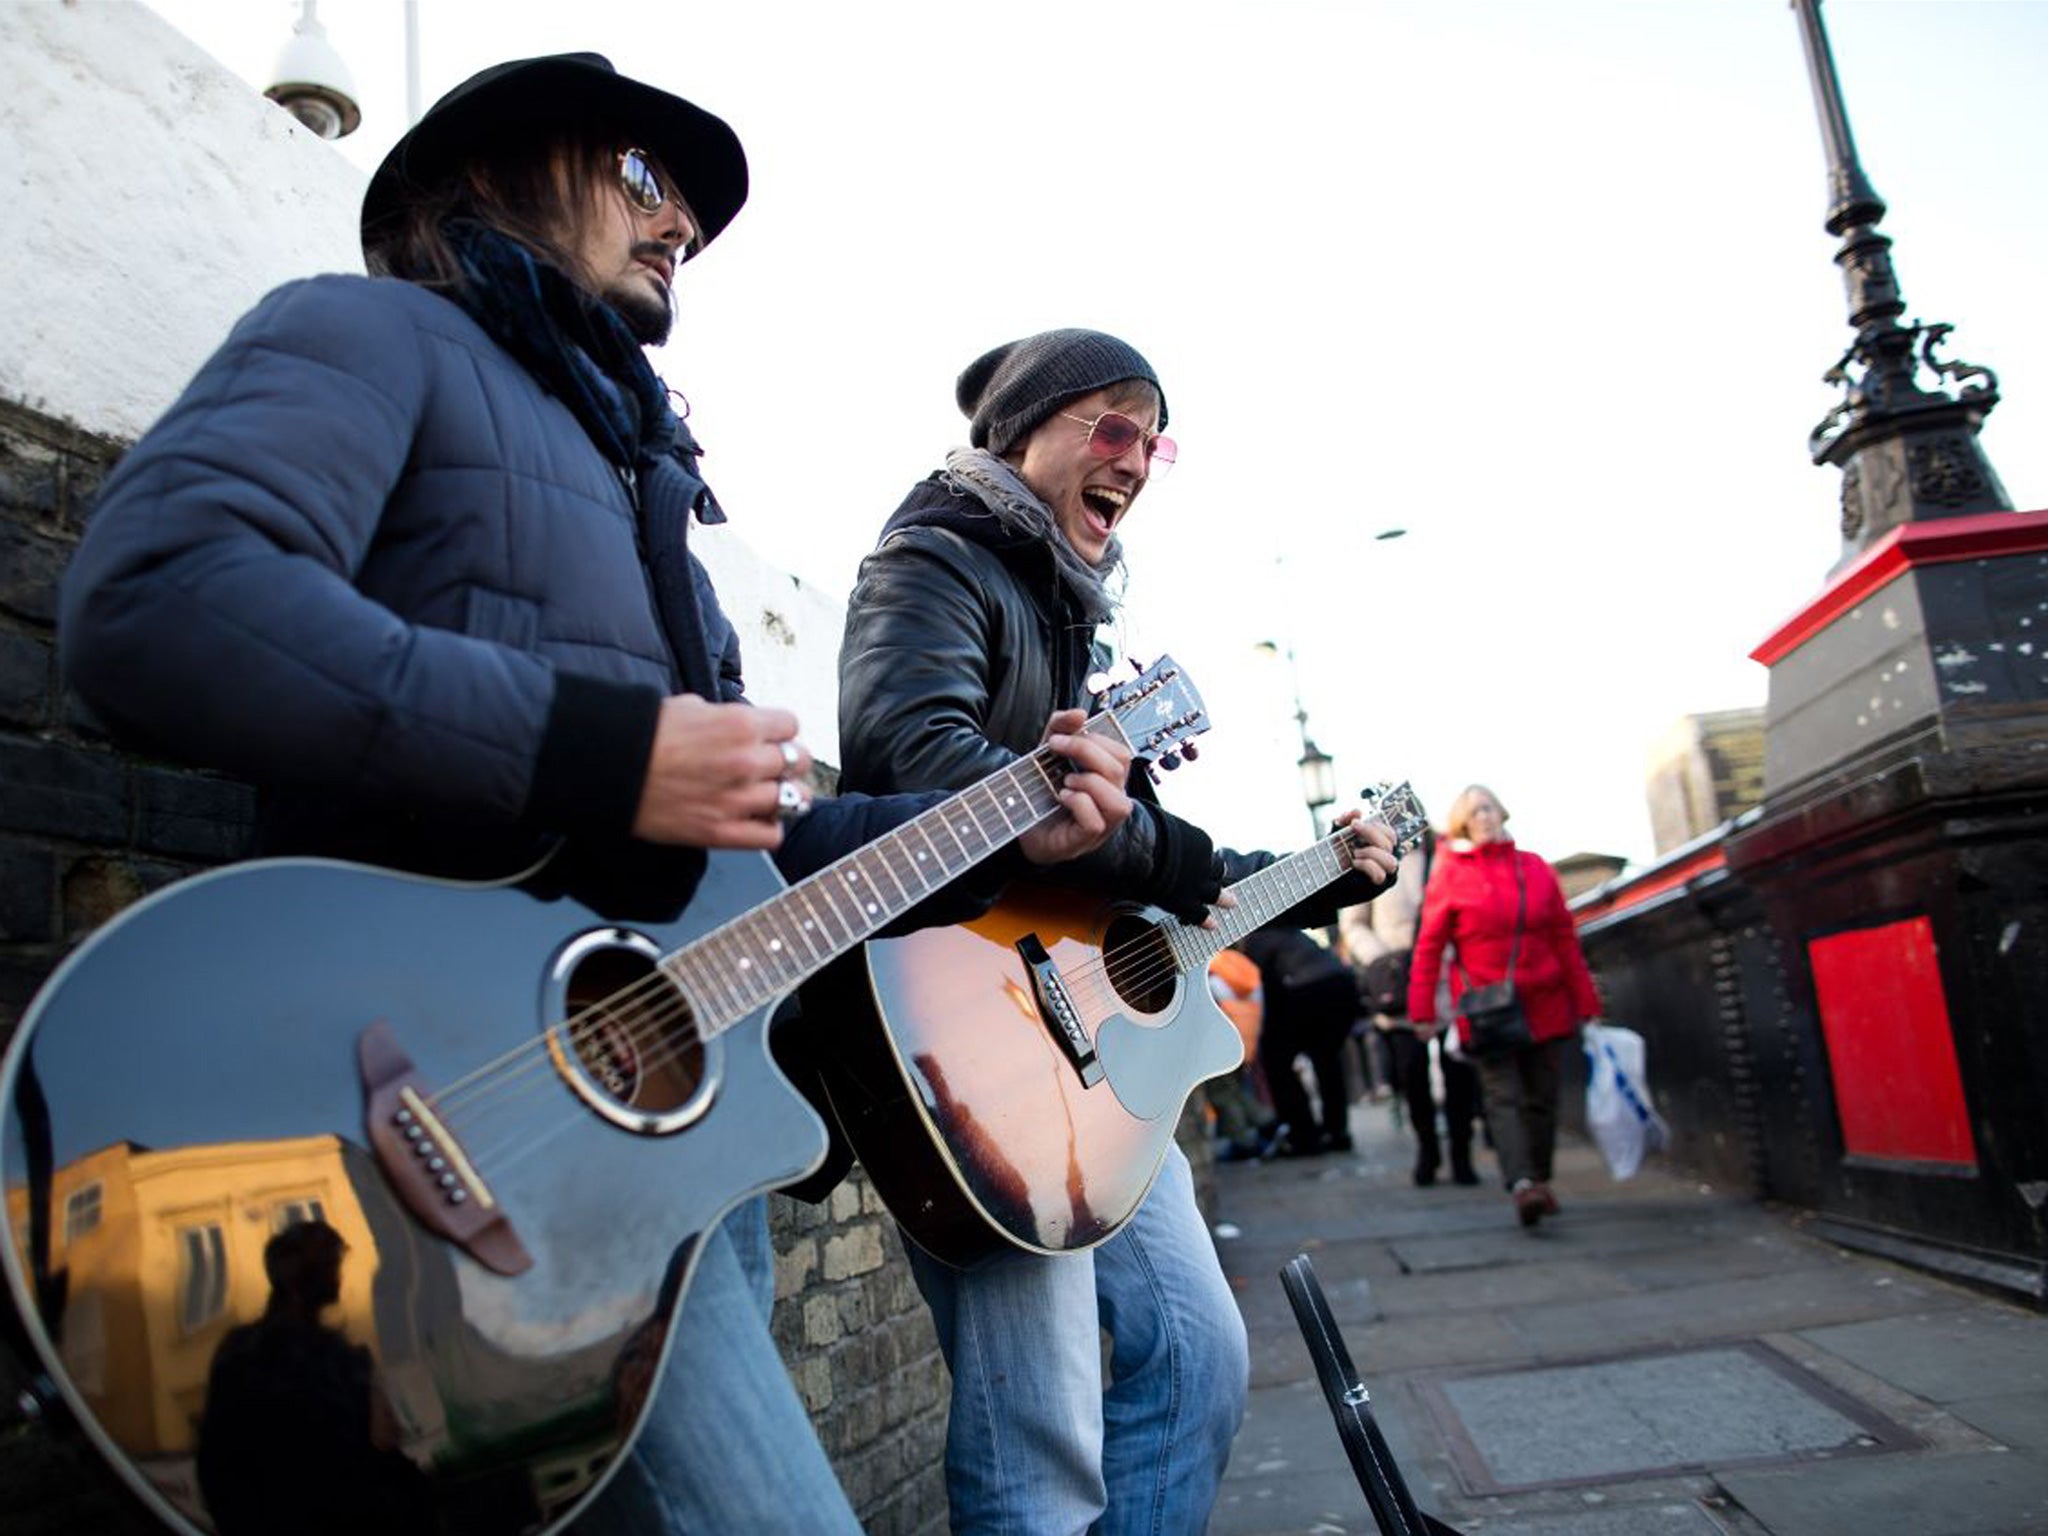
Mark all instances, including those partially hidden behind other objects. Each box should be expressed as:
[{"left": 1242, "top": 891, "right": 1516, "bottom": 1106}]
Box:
[
  {"left": 770, "top": 939, "right": 783, "bottom": 952},
  {"left": 803, "top": 920, "right": 815, "bottom": 930},
  {"left": 866, "top": 903, "right": 878, "bottom": 915}
]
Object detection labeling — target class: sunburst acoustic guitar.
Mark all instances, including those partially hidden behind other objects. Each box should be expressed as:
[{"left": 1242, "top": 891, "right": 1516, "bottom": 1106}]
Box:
[{"left": 818, "top": 783, "right": 1430, "bottom": 1266}]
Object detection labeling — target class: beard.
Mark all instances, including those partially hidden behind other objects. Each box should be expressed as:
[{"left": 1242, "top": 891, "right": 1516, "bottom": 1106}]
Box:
[{"left": 603, "top": 275, "right": 674, "bottom": 347}]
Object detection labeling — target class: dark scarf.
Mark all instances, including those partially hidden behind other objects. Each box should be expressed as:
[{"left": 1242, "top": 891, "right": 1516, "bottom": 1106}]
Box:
[
  {"left": 445, "top": 223, "right": 727, "bottom": 702},
  {"left": 446, "top": 221, "right": 678, "bottom": 472}
]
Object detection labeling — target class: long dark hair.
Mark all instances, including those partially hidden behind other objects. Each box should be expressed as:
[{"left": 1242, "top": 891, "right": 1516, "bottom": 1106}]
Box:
[{"left": 365, "top": 119, "right": 631, "bottom": 290}]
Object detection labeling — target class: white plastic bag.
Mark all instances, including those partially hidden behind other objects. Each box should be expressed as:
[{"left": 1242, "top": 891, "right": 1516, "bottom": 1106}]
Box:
[{"left": 1582, "top": 1022, "right": 1670, "bottom": 1180}]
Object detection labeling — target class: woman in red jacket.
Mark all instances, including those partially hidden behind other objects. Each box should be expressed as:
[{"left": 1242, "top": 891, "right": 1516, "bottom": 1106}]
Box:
[{"left": 1408, "top": 785, "right": 1601, "bottom": 1227}]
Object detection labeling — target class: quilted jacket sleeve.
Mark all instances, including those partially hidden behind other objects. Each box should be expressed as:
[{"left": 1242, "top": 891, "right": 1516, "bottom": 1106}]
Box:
[{"left": 59, "top": 277, "right": 657, "bottom": 838}]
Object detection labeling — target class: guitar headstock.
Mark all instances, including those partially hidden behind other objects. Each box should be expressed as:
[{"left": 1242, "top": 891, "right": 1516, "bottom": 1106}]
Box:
[
  {"left": 1090, "top": 655, "right": 1210, "bottom": 767},
  {"left": 1358, "top": 781, "right": 1430, "bottom": 858}
]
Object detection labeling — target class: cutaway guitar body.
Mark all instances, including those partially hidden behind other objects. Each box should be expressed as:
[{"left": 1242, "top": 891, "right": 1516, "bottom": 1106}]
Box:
[
  {"left": 838, "top": 888, "right": 1243, "bottom": 1266},
  {"left": 827, "top": 781, "right": 1430, "bottom": 1268}
]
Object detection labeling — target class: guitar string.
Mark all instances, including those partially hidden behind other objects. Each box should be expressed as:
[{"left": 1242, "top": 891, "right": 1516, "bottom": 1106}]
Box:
[
  {"left": 427, "top": 747, "right": 1083, "bottom": 1159},
  {"left": 434, "top": 786, "right": 1407, "bottom": 1169},
  {"left": 1045, "top": 828, "right": 1366, "bottom": 1016},
  {"left": 448, "top": 819, "right": 1395, "bottom": 1170},
  {"left": 439, "top": 773, "right": 1065, "bottom": 1158},
  {"left": 449, "top": 746, "right": 1301, "bottom": 1162},
  {"left": 916, "top": 808, "right": 1414, "bottom": 1029},
  {"left": 461, "top": 820, "right": 1377, "bottom": 1168}
]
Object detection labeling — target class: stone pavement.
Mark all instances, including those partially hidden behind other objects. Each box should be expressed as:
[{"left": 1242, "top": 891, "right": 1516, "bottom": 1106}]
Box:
[{"left": 1208, "top": 1097, "right": 2048, "bottom": 1536}]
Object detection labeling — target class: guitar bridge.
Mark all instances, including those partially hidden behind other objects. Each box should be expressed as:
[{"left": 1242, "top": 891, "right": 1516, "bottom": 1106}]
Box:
[
  {"left": 1014, "top": 934, "right": 1104, "bottom": 1088},
  {"left": 360, "top": 1021, "right": 533, "bottom": 1276}
]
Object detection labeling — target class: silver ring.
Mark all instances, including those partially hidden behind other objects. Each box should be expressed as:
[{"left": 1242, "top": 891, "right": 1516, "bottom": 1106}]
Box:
[
  {"left": 778, "top": 740, "right": 802, "bottom": 776},
  {"left": 776, "top": 780, "right": 809, "bottom": 820}
]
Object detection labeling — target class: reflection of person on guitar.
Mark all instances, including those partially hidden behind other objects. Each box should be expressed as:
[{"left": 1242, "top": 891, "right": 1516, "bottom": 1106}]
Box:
[
  {"left": 821, "top": 328, "right": 1401, "bottom": 1534},
  {"left": 55, "top": 55, "right": 1135, "bottom": 1536}
]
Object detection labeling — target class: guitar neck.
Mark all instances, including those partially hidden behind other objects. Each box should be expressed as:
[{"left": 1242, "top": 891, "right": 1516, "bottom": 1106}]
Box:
[
  {"left": 669, "top": 716, "right": 1125, "bottom": 1039},
  {"left": 1155, "top": 826, "right": 1363, "bottom": 979}
]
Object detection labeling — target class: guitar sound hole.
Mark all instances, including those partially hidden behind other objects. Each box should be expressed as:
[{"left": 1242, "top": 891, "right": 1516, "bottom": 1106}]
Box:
[
  {"left": 1102, "top": 916, "right": 1177, "bottom": 1015},
  {"left": 563, "top": 946, "right": 706, "bottom": 1114}
]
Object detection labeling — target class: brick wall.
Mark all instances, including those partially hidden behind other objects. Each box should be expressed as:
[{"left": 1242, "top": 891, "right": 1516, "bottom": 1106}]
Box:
[
  {"left": 772, "top": 1178, "right": 950, "bottom": 1533},
  {"left": 0, "top": 401, "right": 256, "bottom": 1026}
]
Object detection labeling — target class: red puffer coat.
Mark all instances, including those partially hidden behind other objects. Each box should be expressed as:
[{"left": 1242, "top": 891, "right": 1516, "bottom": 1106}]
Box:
[{"left": 1407, "top": 838, "right": 1600, "bottom": 1048}]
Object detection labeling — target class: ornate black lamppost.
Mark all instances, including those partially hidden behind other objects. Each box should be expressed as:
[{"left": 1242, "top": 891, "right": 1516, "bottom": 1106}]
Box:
[
  {"left": 1790, "top": 0, "right": 2011, "bottom": 568},
  {"left": 1297, "top": 735, "right": 1336, "bottom": 841},
  {"left": 1255, "top": 640, "right": 1337, "bottom": 841}
]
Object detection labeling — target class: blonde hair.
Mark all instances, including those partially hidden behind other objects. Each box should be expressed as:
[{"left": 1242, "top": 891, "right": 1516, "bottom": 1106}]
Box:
[{"left": 1445, "top": 784, "right": 1509, "bottom": 840}]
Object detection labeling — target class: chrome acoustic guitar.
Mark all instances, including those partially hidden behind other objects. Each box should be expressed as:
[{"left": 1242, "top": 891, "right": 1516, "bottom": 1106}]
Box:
[
  {"left": 0, "top": 658, "right": 1209, "bottom": 1536},
  {"left": 819, "top": 783, "right": 1430, "bottom": 1266}
]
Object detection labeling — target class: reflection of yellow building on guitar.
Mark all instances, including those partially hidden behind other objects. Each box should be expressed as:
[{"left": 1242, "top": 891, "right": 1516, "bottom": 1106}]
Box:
[{"left": 7, "top": 1134, "right": 379, "bottom": 1460}]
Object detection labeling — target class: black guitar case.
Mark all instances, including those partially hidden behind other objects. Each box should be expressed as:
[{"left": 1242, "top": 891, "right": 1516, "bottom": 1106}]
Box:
[{"left": 1279, "top": 1254, "right": 1466, "bottom": 1536}]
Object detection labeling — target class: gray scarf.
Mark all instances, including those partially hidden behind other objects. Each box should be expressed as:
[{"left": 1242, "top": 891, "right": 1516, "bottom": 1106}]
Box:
[{"left": 942, "top": 448, "right": 1126, "bottom": 624}]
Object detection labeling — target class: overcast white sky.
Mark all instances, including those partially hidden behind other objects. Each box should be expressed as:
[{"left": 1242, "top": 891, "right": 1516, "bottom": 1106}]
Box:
[{"left": 144, "top": 0, "right": 2048, "bottom": 872}]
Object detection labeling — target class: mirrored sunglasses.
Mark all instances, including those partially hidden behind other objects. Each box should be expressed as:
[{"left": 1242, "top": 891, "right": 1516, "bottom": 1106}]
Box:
[
  {"left": 1058, "top": 411, "right": 1177, "bottom": 475},
  {"left": 616, "top": 147, "right": 670, "bottom": 213},
  {"left": 616, "top": 147, "right": 703, "bottom": 255}
]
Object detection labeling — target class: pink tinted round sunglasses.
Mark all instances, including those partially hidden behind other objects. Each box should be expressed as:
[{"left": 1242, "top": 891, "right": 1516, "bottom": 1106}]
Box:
[{"left": 1057, "top": 410, "right": 1177, "bottom": 475}]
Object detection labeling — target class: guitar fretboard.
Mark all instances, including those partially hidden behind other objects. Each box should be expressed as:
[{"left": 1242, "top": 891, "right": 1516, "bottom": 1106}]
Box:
[
  {"left": 665, "top": 728, "right": 1097, "bottom": 1038},
  {"left": 1160, "top": 828, "right": 1363, "bottom": 980}
]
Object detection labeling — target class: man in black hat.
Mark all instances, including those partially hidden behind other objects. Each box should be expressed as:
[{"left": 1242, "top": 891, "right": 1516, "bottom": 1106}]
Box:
[
  {"left": 59, "top": 54, "right": 1135, "bottom": 1534},
  {"left": 829, "top": 329, "right": 1399, "bottom": 1533}
]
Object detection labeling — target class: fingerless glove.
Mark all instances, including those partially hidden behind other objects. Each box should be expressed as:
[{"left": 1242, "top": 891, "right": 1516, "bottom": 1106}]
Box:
[{"left": 1148, "top": 809, "right": 1224, "bottom": 923}]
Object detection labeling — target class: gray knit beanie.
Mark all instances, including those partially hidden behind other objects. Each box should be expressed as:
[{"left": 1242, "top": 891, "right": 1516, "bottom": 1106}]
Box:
[{"left": 956, "top": 329, "right": 1168, "bottom": 456}]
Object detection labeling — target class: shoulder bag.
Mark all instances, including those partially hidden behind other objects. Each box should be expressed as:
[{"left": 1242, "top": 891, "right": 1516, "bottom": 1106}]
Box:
[{"left": 1454, "top": 856, "right": 1531, "bottom": 1054}]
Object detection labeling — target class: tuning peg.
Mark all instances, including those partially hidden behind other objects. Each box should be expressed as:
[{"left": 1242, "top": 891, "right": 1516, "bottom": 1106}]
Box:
[
  {"left": 1180, "top": 742, "right": 1199, "bottom": 761},
  {"left": 1158, "top": 752, "right": 1181, "bottom": 771},
  {"left": 1145, "top": 763, "right": 1162, "bottom": 786}
]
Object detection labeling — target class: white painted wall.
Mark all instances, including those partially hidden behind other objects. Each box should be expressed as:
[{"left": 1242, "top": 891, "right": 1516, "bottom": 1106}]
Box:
[{"left": 0, "top": 0, "right": 844, "bottom": 753}]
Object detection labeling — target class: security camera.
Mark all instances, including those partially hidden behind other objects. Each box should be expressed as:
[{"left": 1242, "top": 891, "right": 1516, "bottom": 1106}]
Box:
[{"left": 264, "top": 1, "right": 361, "bottom": 140}]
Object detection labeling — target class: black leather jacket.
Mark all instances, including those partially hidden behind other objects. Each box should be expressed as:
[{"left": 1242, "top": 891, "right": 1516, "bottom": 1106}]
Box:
[{"left": 837, "top": 472, "right": 1380, "bottom": 922}]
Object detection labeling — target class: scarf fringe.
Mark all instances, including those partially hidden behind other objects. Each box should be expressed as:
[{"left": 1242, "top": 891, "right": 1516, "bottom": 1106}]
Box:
[{"left": 941, "top": 448, "right": 1125, "bottom": 624}]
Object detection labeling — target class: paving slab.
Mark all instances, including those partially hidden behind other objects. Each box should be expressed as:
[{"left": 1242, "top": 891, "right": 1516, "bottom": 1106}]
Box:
[
  {"left": 1417, "top": 1343, "right": 1907, "bottom": 1492},
  {"left": 1424, "top": 1503, "right": 1730, "bottom": 1536},
  {"left": 1212, "top": 1099, "right": 2048, "bottom": 1536},
  {"left": 1502, "top": 1265, "right": 1968, "bottom": 1362},
  {"left": 1210, "top": 1463, "right": 1387, "bottom": 1536},
  {"left": 1716, "top": 1448, "right": 2048, "bottom": 1536},
  {"left": 1291, "top": 1309, "right": 1528, "bottom": 1381},
  {"left": 1386, "top": 1204, "right": 1765, "bottom": 1276},
  {"left": 1798, "top": 1309, "right": 2048, "bottom": 1403},
  {"left": 1948, "top": 1392, "right": 2048, "bottom": 1453},
  {"left": 1606, "top": 1230, "right": 1836, "bottom": 1292},
  {"left": 1224, "top": 1240, "right": 1388, "bottom": 1340},
  {"left": 1369, "top": 1257, "right": 1637, "bottom": 1317}
]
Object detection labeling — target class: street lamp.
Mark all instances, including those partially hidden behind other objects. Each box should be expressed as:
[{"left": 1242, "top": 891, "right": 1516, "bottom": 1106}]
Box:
[
  {"left": 1789, "top": 0, "right": 2009, "bottom": 569},
  {"left": 1255, "top": 532, "right": 1403, "bottom": 841},
  {"left": 1297, "top": 735, "right": 1336, "bottom": 834},
  {"left": 1255, "top": 639, "right": 1336, "bottom": 842}
]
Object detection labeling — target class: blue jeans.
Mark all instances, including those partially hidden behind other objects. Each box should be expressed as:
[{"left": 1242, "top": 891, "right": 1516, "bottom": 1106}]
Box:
[
  {"left": 907, "top": 1145, "right": 1248, "bottom": 1535},
  {"left": 575, "top": 1198, "right": 861, "bottom": 1535}
]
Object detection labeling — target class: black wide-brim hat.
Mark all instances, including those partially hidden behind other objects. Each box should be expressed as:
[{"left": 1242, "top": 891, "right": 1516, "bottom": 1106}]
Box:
[{"left": 360, "top": 52, "right": 748, "bottom": 262}]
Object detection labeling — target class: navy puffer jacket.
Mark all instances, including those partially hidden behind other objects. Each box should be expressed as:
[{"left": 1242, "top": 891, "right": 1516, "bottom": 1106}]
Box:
[{"left": 60, "top": 274, "right": 995, "bottom": 902}]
